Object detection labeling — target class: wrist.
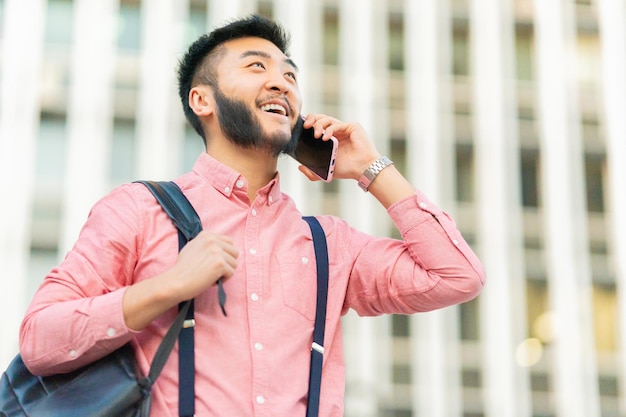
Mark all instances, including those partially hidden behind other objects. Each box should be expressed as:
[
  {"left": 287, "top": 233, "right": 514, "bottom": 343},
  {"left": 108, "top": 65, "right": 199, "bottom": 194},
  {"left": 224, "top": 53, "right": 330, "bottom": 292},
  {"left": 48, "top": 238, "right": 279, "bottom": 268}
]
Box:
[{"left": 357, "top": 156, "right": 394, "bottom": 192}]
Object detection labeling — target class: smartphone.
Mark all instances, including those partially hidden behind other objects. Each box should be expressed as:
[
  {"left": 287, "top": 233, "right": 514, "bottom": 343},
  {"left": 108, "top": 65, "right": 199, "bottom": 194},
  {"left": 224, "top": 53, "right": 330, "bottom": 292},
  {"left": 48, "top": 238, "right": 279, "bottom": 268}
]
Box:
[{"left": 288, "top": 123, "right": 338, "bottom": 182}]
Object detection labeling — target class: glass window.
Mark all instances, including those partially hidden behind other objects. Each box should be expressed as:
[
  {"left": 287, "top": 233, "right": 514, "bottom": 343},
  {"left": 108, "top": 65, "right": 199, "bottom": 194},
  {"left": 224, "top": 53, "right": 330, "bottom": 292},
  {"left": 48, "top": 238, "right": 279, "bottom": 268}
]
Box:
[
  {"left": 117, "top": 3, "right": 141, "bottom": 51},
  {"left": 392, "top": 364, "right": 411, "bottom": 384},
  {"left": 577, "top": 34, "right": 601, "bottom": 87},
  {"left": 45, "top": 0, "right": 74, "bottom": 46},
  {"left": 593, "top": 283, "right": 616, "bottom": 351},
  {"left": 186, "top": 5, "right": 207, "bottom": 45},
  {"left": 322, "top": 7, "right": 339, "bottom": 66},
  {"left": 388, "top": 11, "right": 404, "bottom": 71},
  {"left": 459, "top": 297, "right": 479, "bottom": 340},
  {"left": 526, "top": 279, "right": 550, "bottom": 343},
  {"left": 452, "top": 27, "right": 469, "bottom": 76},
  {"left": 183, "top": 125, "right": 207, "bottom": 169},
  {"left": 31, "top": 115, "right": 67, "bottom": 270},
  {"left": 257, "top": 0, "right": 273, "bottom": 19},
  {"left": 585, "top": 154, "right": 605, "bottom": 213},
  {"left": 110, "top": 119, "right": 136, "bottom": 183},
  {"left": 36, "top": 115, "right": 68, "bottom": 182},
  {"left": 392, "top": 314, "right": 409, "bottom": 337},
  {"left": 455, "top": 144, "right": 474, "bottom": 203},
  {"left": 515, "top": 26, "right": 534, "bottom": 81},
  {"left": 28, "top": 249, "right": 59, "bottom": 299},
  {"left": 521, "top": 149, "right": 539, "bottom": 208}
]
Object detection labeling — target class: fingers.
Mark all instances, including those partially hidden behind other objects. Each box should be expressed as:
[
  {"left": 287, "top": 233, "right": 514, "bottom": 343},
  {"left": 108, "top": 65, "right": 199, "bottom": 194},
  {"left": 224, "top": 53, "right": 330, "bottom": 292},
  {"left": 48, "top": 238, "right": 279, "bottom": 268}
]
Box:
[
  {"left": 196, "top": 232, "right": 239, "bottom": 279},
  {"left": 302, "top": 114, "right": 352, "bottom": 141},
  {"left": 298, "top": 165, "right": 322, "bottom": 182},
  {"left": 173, "top": 231, "right": 240, "bottom": 299}
]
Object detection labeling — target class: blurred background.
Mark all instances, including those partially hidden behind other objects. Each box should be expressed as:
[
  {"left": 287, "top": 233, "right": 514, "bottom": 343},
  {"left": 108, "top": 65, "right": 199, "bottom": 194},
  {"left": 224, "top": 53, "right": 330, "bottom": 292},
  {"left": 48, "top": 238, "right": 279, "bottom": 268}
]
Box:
[{"left": 1, "top": 0, "right": 625, "bottom": 416}]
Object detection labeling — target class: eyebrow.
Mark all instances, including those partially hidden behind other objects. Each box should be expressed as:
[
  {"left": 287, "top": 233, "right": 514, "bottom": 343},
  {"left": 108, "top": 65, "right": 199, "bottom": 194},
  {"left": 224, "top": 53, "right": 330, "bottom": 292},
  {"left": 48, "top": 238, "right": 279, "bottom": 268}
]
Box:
[{"left": 239, "top": 50, "right": 299, "bottom": 71}]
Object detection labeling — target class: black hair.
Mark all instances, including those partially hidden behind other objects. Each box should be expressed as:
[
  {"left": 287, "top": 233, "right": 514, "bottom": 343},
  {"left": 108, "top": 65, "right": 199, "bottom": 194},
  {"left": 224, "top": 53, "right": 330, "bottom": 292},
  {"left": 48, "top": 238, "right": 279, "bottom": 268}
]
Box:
[{"left": 177, "top": 15, "right": 292, "bottom": 142}]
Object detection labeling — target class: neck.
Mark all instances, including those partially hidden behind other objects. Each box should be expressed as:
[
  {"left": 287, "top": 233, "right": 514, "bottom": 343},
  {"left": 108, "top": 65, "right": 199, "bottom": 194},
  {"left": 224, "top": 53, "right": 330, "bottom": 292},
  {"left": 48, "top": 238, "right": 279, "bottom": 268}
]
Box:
[{"left": 206, "top": 138, "right": 278, "bottom": 201}]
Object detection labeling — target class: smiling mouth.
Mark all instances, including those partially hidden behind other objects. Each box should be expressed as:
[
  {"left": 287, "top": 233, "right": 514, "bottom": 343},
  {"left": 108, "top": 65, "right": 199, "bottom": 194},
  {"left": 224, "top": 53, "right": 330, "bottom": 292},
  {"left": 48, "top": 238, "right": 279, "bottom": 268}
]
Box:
[{"left": 260, "top": 103, "right": 288, "bottom": 117}]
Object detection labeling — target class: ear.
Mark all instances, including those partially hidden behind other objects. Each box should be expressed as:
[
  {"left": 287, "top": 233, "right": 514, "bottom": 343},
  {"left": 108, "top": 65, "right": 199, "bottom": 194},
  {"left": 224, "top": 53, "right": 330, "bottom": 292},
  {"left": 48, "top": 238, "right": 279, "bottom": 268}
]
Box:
[
  {"left": 189, "top": 86, "right": 214, "bottom": 117},
  {"left": 298, "top": 165, "right": 321, "bottom": 182}
]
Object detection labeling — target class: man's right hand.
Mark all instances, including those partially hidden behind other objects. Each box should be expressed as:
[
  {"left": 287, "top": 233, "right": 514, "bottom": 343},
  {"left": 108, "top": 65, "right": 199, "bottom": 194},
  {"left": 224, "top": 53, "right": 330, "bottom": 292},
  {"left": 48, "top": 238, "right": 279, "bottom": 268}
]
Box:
[{"left": 122, "top": 231, "right": 239, "bottom": 331}]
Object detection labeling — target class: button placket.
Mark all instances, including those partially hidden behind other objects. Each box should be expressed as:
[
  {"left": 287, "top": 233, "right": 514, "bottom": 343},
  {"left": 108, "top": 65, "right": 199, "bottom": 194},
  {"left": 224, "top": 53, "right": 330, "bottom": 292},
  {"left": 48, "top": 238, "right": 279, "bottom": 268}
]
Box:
[{"left": 244, "top": 198, "right": 267, "bottom": 402}]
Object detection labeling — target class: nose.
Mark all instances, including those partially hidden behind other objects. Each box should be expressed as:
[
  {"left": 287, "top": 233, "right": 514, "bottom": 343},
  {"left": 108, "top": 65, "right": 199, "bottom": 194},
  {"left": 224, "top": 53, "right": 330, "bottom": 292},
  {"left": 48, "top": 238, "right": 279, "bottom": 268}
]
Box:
[{"left": 265, "top": 69, "right": 290, "bottom": 93}]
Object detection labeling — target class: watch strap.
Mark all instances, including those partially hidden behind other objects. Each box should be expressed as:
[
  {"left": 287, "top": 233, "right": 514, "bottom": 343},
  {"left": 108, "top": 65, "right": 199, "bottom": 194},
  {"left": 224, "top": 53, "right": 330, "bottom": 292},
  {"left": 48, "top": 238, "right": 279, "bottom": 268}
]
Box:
[{"left": 357, "top": 156, "right": 394, "bottom": 191}]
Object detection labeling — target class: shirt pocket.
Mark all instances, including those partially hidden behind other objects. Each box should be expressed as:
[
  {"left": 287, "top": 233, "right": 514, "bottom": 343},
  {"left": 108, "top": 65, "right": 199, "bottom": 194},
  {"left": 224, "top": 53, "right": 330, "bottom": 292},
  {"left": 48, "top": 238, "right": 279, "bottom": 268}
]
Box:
[{"left": 278, "top": 258, "right": 317, "bottom": 322}]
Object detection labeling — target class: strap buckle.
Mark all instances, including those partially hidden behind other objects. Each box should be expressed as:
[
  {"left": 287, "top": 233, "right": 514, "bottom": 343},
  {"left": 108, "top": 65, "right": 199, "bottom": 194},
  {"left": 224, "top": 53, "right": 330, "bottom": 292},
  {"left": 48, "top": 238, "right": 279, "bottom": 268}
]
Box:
[{"left": 311, "top": 342, "right": 324, "bottom": 354}]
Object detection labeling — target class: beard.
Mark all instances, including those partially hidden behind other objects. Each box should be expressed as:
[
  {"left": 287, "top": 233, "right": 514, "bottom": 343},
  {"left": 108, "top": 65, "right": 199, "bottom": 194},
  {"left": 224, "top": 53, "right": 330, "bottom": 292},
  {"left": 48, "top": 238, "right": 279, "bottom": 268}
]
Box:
[{"left": 213, "top": 87, "right": 302, "bottom": 157}]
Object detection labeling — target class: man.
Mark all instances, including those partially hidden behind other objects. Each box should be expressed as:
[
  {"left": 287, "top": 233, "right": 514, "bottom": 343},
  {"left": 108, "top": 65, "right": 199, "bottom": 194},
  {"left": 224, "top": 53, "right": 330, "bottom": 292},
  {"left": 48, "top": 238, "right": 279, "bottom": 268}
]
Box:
[{"left": 19, "top": 15, "right": 485, "bottom": 417}]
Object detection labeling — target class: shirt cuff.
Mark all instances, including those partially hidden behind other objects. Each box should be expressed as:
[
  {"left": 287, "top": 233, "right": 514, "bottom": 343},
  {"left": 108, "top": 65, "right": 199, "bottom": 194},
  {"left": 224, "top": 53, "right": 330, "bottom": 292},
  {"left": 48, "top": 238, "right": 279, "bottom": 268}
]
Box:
[
  {"left": 387, "top": 192, "right": 444, "bottom": 234},
  {"left": 80, "top": 287, "right": 139, "bottom": 343}
]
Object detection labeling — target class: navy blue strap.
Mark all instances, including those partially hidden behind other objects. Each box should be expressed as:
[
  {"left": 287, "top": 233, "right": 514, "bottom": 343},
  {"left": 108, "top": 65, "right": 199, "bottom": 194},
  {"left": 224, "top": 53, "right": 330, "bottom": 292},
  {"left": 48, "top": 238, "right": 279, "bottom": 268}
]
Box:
[
  {"left": 303, "top": 216, "right": 329, "bottom": 417},
  {"left": 142, "top": 181, "right": 227, "bottom": 317},
  {"left": 137, "top": 181, "right": 202, "bottom": 241},
  {"left": 135, "top": 180, "right": 200, "bottom": 417}
]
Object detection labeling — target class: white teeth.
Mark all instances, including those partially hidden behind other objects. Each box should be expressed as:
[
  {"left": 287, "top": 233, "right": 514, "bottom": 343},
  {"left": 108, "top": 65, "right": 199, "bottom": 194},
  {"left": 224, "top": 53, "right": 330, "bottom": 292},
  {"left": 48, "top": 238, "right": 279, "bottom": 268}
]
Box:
[{"left": 261, "top": 103, "right": 287, "bottom": 116}]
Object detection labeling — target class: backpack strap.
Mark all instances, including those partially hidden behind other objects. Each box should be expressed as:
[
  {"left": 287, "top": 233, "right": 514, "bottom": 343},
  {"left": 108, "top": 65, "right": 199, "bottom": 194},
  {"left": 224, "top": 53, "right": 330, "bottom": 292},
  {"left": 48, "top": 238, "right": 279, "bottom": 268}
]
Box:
[
  {"left": 302, "top": 216, "right": 329, "bottom": 417},
  {"left": 135, "top": 180, "right": 202, "bottom": 417}
]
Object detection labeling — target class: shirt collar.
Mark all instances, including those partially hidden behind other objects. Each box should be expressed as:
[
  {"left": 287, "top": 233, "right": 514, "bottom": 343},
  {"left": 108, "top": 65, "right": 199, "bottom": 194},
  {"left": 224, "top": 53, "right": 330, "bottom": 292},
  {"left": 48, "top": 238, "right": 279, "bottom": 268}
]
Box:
[{"left": 192, "top": 152, "right": 282, "bottom": 206}]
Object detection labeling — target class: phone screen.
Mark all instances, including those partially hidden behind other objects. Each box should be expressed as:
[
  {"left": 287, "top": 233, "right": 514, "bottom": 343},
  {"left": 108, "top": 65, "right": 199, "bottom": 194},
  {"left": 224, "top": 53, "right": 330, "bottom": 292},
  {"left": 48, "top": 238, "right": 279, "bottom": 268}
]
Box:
[{"left": 289, "top": 126, "right": 337, "bottom": 182}]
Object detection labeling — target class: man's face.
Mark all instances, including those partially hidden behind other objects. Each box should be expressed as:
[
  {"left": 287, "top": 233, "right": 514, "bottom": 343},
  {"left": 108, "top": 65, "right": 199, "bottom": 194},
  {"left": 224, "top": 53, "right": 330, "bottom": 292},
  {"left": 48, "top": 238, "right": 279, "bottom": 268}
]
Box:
[{"left": 211, "top": 37, "right": 303, "bottom": 155}]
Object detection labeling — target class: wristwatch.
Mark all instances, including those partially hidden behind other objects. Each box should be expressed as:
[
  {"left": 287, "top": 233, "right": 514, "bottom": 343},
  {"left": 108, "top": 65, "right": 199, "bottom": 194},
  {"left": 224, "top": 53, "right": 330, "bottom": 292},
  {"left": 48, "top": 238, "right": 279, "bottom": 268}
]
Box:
[{"left": 357, "top": 156, "right": 394, "bottom": 192}]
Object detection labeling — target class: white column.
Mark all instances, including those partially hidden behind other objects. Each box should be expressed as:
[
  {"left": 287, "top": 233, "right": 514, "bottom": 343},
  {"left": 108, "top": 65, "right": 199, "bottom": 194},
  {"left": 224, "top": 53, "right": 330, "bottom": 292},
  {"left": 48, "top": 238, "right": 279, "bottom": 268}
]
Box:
[
  {"left": 338, "top": 1, "right": 392, "bottom": 416},
  {"left": 338, "top": 0, "right": 389, "bottom": 232},
  {"left": 0, "top": 0, "right": 46, "bottom": 369},
  {"left": 533, "top": 1, "right": 600, "bottom": 416},
  {"left": 596, "top": 0, "right": 626, "bottom": 414},
  {"left": 470, "top": 0, "right": 531, "bottom": 416},
  {"left": 135, "top": 0, "right": 189, "bottom": 180},
  {"left": 404, "top": 1, "right": 461, "bottom": 416},
  {"left": 274, "top": 0, "right": 325, "bottom": 213},
  {"left": 59, "top": 0, "right": 119, "bottom": 253}
]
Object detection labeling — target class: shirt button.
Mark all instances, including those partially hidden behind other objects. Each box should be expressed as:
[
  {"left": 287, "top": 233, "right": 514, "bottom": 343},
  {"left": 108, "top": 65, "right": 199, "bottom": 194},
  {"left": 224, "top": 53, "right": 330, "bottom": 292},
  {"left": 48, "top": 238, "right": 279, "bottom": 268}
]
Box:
[
  {"left": 268, "top": 196, "right": 273, "bottom": 203},
  {"left": 419, "top": 202, "right": 428, "bottom": 209},
  {"left": 224, "top": 186, "right": 231, "bottom": 194},
  {"left": 251, "top": 208, "right": 257, "bottom": 216},
  {"left": 256, "top": 395, "right": 265, "bottom": 404},
  {"left": 69, "top": 349, "right": 77, "bottom": 358},
  {"left": 251, "top": 293, "right": 259, "bottom": 301},
  {"left": 301, "top": 257, "right": 309, "bottom": 264},
  {"left": 452, "top": 239, "right": 460, "bottom": 246},
  {"left": 236, "top": 180, "right": 244, "bottom": 188},
  {"left": 106, "top": 328, "right": 116, "bottom": 337},
  {"left": 249, "top": 248, "right": 257, "bottom": 255},
  {"left": 254, "top": 342, "right": 263, "bottom": 351}
]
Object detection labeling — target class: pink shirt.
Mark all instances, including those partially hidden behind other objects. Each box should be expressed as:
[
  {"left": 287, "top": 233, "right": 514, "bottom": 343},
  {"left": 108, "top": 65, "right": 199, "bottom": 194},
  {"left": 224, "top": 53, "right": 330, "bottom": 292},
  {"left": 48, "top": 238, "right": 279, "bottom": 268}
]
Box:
[{"left": 20, "top": 153, "right": 485, "bottom": 417}]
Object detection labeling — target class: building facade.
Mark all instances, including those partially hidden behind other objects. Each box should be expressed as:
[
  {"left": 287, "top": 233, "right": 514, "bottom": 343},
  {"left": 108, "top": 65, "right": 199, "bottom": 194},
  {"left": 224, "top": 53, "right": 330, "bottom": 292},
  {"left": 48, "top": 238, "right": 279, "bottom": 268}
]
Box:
[{"left": 1, "top": 0, "right": 624, "bottom": 416}]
